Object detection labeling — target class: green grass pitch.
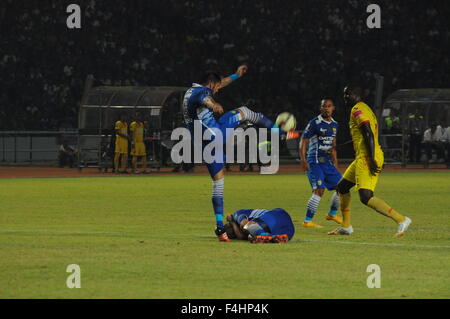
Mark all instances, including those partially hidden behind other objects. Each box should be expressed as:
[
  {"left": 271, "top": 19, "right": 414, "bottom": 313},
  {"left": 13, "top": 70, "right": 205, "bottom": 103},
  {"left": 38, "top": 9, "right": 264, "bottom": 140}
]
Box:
[{"left": 1, "top": 171, "right": 449, "bottom": 299}]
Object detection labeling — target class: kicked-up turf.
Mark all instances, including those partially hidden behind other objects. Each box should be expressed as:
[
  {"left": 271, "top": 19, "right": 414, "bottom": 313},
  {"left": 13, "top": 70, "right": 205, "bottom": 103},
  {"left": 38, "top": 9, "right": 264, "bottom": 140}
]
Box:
[{"left": 0, "top": 171, "right": 449, "bottom": 298}]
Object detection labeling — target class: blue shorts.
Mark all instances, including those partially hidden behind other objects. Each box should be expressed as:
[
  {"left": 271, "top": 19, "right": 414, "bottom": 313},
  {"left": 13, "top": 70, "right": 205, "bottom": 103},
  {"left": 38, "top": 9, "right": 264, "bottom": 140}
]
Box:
[
  {"left": 256, "top": 208, "right": 295, "bottom": 240},
  {"left": 202, "top": 110, "right": 242, "bottom": 177},
  {"left": 307, "top": 162, "right": 342, "bottom": 190}
]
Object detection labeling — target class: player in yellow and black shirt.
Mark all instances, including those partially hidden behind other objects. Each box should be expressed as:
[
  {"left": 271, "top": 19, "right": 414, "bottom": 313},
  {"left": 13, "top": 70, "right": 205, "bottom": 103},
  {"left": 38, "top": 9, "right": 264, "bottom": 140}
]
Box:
[
  {"left": 130, "top": 111, "right": 149, "bottom": 174},
  {"left": 114, "top": 113, "right": 130, "bottom": 173},
  {"left": 328, "top": 87, "right": 411, "bottom": 237}
]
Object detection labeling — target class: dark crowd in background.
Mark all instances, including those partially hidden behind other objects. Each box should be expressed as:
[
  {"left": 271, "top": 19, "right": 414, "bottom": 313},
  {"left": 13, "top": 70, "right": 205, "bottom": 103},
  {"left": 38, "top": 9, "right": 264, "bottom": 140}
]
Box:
[{"left": 0, "top": 0, "right": 448, "bottom": 133}]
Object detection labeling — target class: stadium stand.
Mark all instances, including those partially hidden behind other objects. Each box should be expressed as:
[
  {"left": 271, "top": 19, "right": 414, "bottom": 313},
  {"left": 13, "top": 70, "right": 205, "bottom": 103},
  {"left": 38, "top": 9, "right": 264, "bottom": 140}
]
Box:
[{"left": 0, "top": 0, "right": 448, "bottom": 134}]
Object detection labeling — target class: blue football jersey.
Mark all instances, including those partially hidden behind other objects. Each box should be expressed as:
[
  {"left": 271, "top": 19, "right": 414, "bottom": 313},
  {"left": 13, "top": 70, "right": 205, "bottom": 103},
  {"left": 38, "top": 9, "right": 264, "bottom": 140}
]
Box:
[
  {"left": 182, "top": 83, "right": 217, "bottom": 129},
  {"left": 233, "top": 209, "right": 268, "bottom": 225},
  {"left": 301, "top": 115, "right": 338, "bottom": 164}
]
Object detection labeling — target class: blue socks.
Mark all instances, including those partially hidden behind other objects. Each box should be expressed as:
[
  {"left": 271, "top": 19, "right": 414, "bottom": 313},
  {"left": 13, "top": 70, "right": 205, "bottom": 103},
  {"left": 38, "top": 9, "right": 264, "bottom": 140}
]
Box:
[
  {"left": 212, "top": 178, "right": 224, "bottom": 228},
  {"left": 328, "top": 192, "right": 339, "bottom": 216},
  {"left": 238, "top": 106, "right": 275, "bottom": 129},
  {"left": 305, "top": 194, "right": 321, "bottom": 222},
  {"left": 305, "top": 192, "right": 340, "bottom": 222},
  {"left": 271, "top": 124, "right": 286, "bottom": 135},
  {"left": 255, "top": 114, "right": 275, "bottom": 129}
]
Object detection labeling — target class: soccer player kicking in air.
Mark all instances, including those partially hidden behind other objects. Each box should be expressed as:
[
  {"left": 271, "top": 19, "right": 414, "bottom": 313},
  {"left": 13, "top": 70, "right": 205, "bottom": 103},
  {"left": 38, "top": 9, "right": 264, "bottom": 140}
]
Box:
[
  {"left": 328, "top": 87, "right": 411, "bottom": 237},
  {"left": 300, "top": 98, "right": 342, "bottom": 228},
  {"left": 182, "top": 65, "right": 299, "bottom": 242}
]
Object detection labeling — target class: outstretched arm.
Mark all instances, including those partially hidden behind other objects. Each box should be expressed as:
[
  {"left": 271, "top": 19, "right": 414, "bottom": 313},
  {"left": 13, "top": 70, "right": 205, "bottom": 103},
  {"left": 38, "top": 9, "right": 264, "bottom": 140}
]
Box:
[
  {"left": 360, "top": 123, "right": 380, "bottom": 175},
  {"left": 219, "top": 65, "right": 248, "bottom": 89}
]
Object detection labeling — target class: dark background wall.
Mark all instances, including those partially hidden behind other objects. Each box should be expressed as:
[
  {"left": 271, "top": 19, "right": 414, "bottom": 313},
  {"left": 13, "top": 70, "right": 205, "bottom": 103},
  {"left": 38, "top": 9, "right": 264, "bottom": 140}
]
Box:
[{"left": 0, "top": 0, "right": 448, "bottom": 143}]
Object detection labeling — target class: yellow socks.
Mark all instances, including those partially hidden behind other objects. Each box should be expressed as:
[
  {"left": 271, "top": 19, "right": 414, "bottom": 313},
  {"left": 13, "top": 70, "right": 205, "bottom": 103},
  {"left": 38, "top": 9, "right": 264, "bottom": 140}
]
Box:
[
  {"left": 367, "top": 197, "right": 405, "bottom": 223},
  {"left": 339, "top": 192, "right": 352, "bottom": 228},
  {"left": 338, "top": 193, "right": 405, "bottom": 227}
]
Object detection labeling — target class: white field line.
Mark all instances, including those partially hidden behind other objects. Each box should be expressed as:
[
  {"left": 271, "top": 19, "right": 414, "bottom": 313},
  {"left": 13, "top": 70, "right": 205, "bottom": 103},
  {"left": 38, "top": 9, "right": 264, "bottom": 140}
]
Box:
[
  {"left": 351, "top": 227, "right": 450, "bottom": 233},
  {"left": 297, "top": 239, "right": 450, "bottom": 249},
  {"left": 0, "top": 228, "right": 194, "bottom": 237},
  {"left": 1, "top": 228, "right": 450, "bottom": 249}
]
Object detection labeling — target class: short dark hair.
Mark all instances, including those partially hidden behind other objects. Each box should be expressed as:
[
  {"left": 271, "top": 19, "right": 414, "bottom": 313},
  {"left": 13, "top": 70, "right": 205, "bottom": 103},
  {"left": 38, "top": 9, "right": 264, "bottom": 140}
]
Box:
[
  {"left": 321, "top": 97, "right": 334, "bottom": 104},
  {"left": 346, "top": 86, "right": 363, "bottom": 99},
  {"left": 200, "top": 71, "right": 222, "bottom": 85},
  {"left": 223, "top": 223, "right": 237, "bottom": 239}
]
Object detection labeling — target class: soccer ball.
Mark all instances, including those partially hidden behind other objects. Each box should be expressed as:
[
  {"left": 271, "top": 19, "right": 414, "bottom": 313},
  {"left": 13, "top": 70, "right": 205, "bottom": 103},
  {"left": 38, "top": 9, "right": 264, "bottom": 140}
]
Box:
[{"left": 275, "top": 112, "right": 297, "bottom": 131}]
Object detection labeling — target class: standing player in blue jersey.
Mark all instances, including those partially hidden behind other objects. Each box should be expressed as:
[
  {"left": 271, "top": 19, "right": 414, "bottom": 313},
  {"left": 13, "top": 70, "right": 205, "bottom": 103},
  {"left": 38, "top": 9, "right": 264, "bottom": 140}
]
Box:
[
  {"left": 223, "top": 208, "right": 295, "bottom": 243},
  {"left": 299, "top": 98, "right": 343, "bottom": 228},
  {"left": 183, "top": 65, "right": 299, "bottom": 242}
]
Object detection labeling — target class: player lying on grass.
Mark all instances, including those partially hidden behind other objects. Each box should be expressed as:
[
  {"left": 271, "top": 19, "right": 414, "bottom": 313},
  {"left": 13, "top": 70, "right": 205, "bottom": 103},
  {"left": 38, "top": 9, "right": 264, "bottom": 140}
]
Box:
[
  {"left": 223, "top": 208, "right": 295, "bottom": 243},
  {"left": 183, "top": 65, "right": 299, "bottom": 242},
  {"left": 300, "top": 97, "right": 342, "bottom": 229},
  {"left": 328, "top": 86, "right": 412, "bottom": 237}
]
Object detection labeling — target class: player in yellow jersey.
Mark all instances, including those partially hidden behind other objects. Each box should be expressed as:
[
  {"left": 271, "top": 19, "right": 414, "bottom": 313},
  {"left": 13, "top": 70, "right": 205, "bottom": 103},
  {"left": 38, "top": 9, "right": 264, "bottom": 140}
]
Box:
[
  {"left": 130, "top": 111, "right": 149, "bottom": 174},
  {"left": 114, "top": 113, "right": 130, "bottom": 173},
  {"left": 328, "top": 87, "right": 411, "bottom": 237}
]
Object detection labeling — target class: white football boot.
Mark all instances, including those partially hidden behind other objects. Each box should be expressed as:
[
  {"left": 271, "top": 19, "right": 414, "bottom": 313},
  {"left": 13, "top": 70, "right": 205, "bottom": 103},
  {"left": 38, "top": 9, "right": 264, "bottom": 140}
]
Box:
[
  {"left": 394, "top": 216, "right": 412, "bottom": 238},
  {"left": 328, "top": 225, "right": 354, "bottom": 235}
]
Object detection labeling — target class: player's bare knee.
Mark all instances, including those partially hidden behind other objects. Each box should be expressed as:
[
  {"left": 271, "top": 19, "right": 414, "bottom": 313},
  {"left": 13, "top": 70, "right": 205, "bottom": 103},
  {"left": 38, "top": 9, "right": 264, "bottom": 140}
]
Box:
[
  {"left": 236, "top": 106, "right": 248, "bottom": 118},
  {"left": 358, "top": 189, "right": 374, "bottom": 205},
  {"left": 337, "top": 182, "right": 350, "bottom": 195},
  {"left": 337, "top": 178, "right": 355, "bottom": 195},
  {"left": 213, "top": 168, "right": 225, "bottom": 181},
  {"left": 314, "top": 188, "right": 325, "bottom": 197}
]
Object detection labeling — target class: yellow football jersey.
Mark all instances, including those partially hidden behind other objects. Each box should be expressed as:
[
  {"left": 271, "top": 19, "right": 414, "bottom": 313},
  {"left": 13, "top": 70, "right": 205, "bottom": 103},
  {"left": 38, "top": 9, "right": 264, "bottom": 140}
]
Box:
[
  {"left": 349, "top": 102, "right": 382, "bottom": 158},
  {"left": 115, "top": 120, "right": 128, "bottom": 141},
  {"left": 130, "top": 121, "right": 144, "bottom": 143}
]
